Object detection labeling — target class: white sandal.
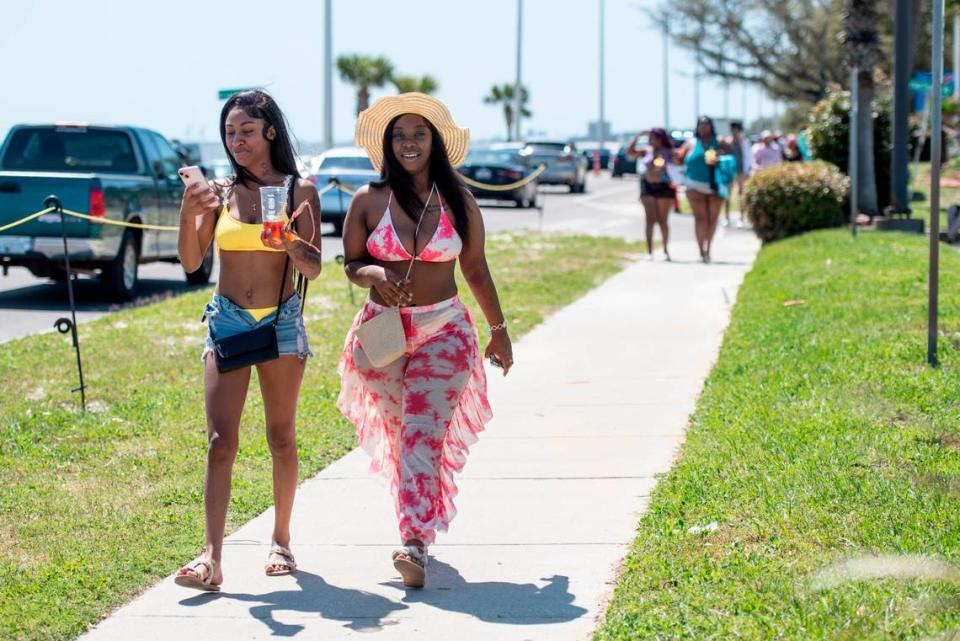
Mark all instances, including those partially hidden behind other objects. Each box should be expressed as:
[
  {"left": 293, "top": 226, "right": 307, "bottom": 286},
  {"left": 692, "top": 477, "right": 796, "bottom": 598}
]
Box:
[
  {"left": 392, "top": 545, "right": 427, "bottom": 588},
  {"left": 174, "top": 557, "right": 221, "bottom": 592},
  {"left": 265, "top": 542, "right": 297, "bottom": 576}
]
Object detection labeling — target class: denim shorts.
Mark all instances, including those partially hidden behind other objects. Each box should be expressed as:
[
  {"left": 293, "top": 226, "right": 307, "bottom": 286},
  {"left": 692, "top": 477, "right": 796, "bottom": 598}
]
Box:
[{"left": 201, "top": 293, "right": 312, "bottom": 362}]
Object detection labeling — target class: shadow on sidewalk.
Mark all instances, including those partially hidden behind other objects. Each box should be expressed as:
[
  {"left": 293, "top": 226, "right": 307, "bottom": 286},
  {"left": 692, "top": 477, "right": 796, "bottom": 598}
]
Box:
[
  {"left": 387, "top": 558, "right": 588, "bottom": 624},
  {"left": 178, "top": 570, "right": 408, "bottom": 636}
]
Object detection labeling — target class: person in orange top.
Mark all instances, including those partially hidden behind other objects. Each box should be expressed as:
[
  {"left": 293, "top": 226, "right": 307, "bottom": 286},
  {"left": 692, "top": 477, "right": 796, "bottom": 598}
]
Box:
[{"left": 174, "top": 90, "right": 321, "bottom": 591}]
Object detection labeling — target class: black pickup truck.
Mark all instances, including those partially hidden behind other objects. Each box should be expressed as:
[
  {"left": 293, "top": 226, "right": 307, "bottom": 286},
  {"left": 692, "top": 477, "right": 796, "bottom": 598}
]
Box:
[{"left": 0, "top": 123, "right": 214, "bottom": 299}]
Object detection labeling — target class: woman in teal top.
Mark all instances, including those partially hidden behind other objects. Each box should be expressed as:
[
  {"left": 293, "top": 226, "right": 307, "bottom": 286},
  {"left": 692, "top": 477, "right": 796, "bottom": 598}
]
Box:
[{"left": 682, "top": 116, "right": 734, "bottom": 263}]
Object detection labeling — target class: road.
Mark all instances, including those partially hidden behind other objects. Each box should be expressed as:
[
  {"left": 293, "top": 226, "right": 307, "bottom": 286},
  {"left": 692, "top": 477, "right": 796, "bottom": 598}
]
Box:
[{"left": 0, "top": 173, "right": 708, "bottom": 344}]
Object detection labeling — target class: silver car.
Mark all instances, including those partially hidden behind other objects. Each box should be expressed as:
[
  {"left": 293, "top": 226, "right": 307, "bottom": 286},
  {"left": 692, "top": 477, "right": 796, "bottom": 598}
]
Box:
[
  {"left": 521, "top": 141, "right": 588, "bottom": 193},
  {"left": 309, "top": 147, "right": 378, "bottom": 236}
]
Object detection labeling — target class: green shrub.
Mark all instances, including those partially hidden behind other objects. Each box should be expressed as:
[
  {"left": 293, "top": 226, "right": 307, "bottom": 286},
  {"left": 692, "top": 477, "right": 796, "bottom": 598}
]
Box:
[
  {"left": 743, "top": 161, "right": 849, "bottom": 242},
  {"left": 804, "top": 87, "right": 892, "bottom": 212}
]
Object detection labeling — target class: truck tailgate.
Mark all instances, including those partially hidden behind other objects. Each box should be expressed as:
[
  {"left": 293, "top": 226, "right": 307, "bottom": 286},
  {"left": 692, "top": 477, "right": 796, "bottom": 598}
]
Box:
[{"left": 0, "top": 172, "right": 98, "bottom": 238}]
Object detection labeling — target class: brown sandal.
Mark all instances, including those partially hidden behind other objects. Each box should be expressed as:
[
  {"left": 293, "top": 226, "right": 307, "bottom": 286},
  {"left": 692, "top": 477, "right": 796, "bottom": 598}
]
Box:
[
  {"left": 174, "top": 557, "right": 221, "bottom": 592},
  {"left": 265, "top": 542, "right": 297, "bottom": 576},
  {"left": 392, "top": 545, "right": 427, "bottom": 588}
]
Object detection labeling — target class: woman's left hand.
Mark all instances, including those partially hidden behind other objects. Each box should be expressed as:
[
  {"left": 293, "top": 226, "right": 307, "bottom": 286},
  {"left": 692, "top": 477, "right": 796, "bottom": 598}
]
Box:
[
  {"left": 484, "top": 330, "right": 513, "bottom": 376},
  {"left": 261, "top": 200, "right": 312, "bottom": 250}
]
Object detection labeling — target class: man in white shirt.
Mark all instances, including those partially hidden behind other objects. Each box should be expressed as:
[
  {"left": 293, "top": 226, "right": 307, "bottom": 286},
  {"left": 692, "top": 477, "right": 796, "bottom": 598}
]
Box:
[{"left": 724, "top": 121, "right": 753, "bottom": 227}]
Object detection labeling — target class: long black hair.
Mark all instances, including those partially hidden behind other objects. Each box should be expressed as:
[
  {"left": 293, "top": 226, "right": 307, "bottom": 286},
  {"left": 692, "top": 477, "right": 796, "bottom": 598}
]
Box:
[
  {"left": 219, "top": 90, "right": 299, "bottom": 186},
  {"left": 695, "top": 115, "right": 717, "bottom": 143},
  {"left": 372, "top": 114, "right": 469, "bottom": 243}
]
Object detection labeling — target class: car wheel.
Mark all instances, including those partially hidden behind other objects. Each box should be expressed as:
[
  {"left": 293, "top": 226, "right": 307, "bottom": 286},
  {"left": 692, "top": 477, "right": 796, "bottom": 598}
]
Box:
[
  {"left": 185, "top": 242, "right": 214, "bottom": 285},
  {"left": 333, "top": 220, "right": 344, "bottom": 236},
  {"left": 527, "top": 193, "right": 538, "bottom": 208},
  {"left": 101, "top": 229, "right": 139, "bottom": 301}
]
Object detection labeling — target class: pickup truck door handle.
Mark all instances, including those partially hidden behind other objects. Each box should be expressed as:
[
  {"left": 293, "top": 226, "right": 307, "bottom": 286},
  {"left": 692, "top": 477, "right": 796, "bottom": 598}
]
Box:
[{"left": 0, "top": 181, "right": 21, "bottom": 193}]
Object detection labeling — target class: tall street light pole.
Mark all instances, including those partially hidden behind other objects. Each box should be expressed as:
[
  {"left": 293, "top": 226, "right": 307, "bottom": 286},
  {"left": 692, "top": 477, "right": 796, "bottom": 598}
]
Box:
[
  {"left": 599, "top": 0, "right": 606, "bottom": 150},
  {"left": 323, "top": 0, "right": 333, "bottom": 150},
  {"left": 662, "top": 17, "right": 670, "bottom": 130},
  {"left": 694, "top": 54, "right": 701, "bottom": 120},
  {"left": 513, "top": 0, "right": 524, "bottom": 141}
]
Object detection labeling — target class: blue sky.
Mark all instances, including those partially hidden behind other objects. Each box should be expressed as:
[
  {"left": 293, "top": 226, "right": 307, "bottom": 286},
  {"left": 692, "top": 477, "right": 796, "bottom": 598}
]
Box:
[{"left": 2, "top": 0, "right": 778, "bottom": 154}]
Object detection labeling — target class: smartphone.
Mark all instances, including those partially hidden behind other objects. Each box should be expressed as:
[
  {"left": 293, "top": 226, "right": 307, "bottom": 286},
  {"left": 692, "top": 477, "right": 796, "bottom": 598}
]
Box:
[
  {"left": 177, "top": 165, "right": 207, "bottom": 190},
  {"left": 489, "top": 355, "right": 504, "bottom": 370}
]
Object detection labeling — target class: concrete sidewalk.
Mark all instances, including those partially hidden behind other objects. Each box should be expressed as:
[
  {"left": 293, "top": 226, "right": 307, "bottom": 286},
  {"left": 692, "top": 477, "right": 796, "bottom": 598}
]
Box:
[{"left": 79, "top": 228, "right": 760, "bottom": 641}]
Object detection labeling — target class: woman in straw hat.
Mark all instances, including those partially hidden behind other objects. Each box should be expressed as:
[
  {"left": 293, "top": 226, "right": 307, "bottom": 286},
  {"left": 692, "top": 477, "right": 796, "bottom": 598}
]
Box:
[{"left": 338, "top": 93, "right": 512, "bottom": 588}]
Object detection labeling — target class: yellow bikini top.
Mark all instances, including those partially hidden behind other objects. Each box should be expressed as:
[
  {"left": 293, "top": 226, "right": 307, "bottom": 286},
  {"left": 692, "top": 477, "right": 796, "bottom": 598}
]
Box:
[{"left": 214, "top": 206, "right": 289, "bottom": 252}]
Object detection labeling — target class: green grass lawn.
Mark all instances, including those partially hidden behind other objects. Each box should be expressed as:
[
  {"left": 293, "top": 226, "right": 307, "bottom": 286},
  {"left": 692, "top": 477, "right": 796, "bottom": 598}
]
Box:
[
  {"left": 0, "top": 232, "right": 642, "bottom": 641},
  {"left": 596, "top": 229, "right": 960, "bottom": 640}
]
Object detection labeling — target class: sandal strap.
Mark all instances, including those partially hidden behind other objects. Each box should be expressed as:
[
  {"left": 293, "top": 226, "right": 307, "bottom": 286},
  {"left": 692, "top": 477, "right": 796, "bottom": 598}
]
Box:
[
  {"left": 392, "top": 545, "right": 427, "bottom": 567},
  {"left": 268, "top": 543, "right": 296, "bottom": 565},
  {"left": 183, "top": 557, "right": 218, "bottom": 582}
]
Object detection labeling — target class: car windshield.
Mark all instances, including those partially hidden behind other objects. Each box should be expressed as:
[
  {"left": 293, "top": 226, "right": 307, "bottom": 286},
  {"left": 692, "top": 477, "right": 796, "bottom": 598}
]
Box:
[
  {"left": 525, "top": 143, "right": 569, "bottom": 155},
  {"left": 318, "top": 155, "right": 373, "bottom": 171},
  {"left": 467, "top": 150, "right": 521, "bottom": 165},
  {"left": 1, "top": 127, "right": 138, "bottom": 173}
]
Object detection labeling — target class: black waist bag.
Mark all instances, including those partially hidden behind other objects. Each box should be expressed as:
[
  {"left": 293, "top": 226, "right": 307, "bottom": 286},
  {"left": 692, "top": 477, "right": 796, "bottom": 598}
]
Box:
[{"left": 213, "top": 321, "right": 281, "bottom": 373}]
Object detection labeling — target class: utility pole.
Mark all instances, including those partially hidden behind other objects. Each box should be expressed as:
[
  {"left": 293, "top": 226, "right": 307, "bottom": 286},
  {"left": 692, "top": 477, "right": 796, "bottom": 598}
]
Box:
[
  {"left": 663, "top": 17, "right": 670, "bottom": 130},
  {"left": 323, "top": 0, "right": 333, "bottom": 150},
  {"left": 514, "top": 0, "right": 524, "bottom": 141},
  {"left": 599, "top": 0, "right": 606, "bottom": 150},
  {"left": 693, "top": 53, "right": 701, "bottom": 119}
]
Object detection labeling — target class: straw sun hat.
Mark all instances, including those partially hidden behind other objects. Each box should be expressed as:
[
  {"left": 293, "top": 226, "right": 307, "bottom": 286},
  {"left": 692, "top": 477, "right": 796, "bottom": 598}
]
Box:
[{"left": 355, "top": 92, "right": 470, "bottom": 173}]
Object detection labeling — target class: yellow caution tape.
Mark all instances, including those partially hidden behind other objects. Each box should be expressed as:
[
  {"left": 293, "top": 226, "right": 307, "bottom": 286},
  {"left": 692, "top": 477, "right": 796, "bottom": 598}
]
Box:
[
  {"left": 0, "top": 207, "right": 55, "bottom": 232},
  {"left": 0, "top": 207, "right": 179, "bottom": 233},
  {"left": 460, "top": 163, "right": 547, "bottom": 192},
  {"left": 61, "top": 209, "right": 179, "bottom": 231}
]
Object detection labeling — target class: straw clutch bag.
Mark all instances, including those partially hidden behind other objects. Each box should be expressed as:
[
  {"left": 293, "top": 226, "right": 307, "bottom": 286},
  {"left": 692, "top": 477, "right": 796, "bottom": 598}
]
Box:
[{"left": 356, "top": 306, "right": 406, "bottom": 368}]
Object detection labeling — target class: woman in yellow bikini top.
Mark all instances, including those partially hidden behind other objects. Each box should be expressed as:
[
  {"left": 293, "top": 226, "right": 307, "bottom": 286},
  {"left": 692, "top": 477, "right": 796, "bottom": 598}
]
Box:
[
  {"left": 212, "top": 194, "right": 290, "bottom": 321},
  {"left": 174, "top": 90, "right": 322, "bottom": 592}
]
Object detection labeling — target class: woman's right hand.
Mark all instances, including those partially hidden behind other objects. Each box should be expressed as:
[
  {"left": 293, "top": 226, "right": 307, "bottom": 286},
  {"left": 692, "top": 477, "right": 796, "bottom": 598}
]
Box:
[
  {"left": 370, "top": 266, "right": 414, "bottom": 306},
  {"left": 180, "top": 183, "right": 220, "bottom": 221}
]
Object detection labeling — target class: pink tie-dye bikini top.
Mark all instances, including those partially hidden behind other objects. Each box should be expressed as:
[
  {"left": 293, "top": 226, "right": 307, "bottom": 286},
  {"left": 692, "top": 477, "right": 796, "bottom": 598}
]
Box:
[{"left": 366, "top": 191, "right": 463, "bottom": 263}]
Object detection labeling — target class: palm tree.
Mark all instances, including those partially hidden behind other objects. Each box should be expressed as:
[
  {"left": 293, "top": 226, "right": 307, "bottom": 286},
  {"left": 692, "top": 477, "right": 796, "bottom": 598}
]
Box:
[
  {"left": 336, "top": 54, "right": 394, "bottom": 115},
  {"left": 843, "top": 0, "right": 880, "bottom": 216},
  {"left": 393, "top": 74, "right": 439, "bottom": 95},
  {"left": 483, "top": 84, "right": 532, "bottom": 141}
]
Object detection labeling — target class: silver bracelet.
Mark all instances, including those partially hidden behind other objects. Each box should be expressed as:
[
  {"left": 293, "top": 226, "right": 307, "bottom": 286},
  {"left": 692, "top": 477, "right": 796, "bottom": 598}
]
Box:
[{"left": 487, "top": 319, "right": 508, "bottom": 336}]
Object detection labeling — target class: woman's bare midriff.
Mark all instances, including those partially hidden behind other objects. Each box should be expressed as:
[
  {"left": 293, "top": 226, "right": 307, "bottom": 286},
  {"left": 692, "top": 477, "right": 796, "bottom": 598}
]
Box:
[
  {"left": 368, "top": 259, "right": 458, "bottom": 307},
  {"left": 216, "top": 250, "right": 295, "bottom": 308}
]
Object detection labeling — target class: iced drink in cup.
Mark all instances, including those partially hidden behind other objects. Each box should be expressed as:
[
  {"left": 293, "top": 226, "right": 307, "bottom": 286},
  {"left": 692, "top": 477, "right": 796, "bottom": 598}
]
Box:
[{"left": 259, "top": 186, "right": 287, "bottom": 245}]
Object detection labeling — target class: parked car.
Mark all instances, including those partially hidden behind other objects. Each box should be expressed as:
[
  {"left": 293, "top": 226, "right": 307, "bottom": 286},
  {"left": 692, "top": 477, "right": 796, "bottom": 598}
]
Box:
[
  {"left": 309, "top": 146, "right": 377, "bottom": 236},
  {"left": 578, "top": 142, "right": 619, "bottom": 171},
  {"left": 521, "top": 140, "right": 587, "bottom": 193},
  {"left": 611, "top": 135, "right": 649, "bottom": 178},
  {"left": 0, "top": 123, "right": 212, "bottom": 299},
  {"left": 669, "top": 128, "right": 694, "bottom": 148},
  {"left": 458, "top": 143, "right": 539, "bottom": 208}
]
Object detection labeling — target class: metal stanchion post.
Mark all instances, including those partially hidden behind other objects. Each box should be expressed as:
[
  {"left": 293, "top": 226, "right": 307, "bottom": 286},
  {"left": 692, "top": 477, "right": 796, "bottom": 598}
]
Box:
[
  {"left": 45, "top": 194, "right": 87, "bottom": 411},
  {"left": 849, "top": 67, "right": 859, "bottom": 238}
]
